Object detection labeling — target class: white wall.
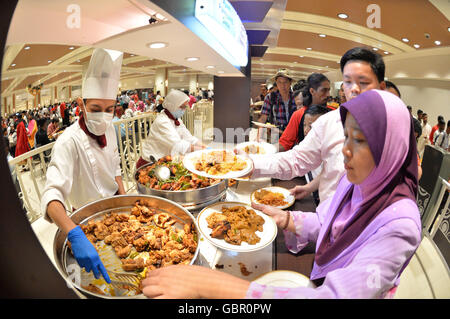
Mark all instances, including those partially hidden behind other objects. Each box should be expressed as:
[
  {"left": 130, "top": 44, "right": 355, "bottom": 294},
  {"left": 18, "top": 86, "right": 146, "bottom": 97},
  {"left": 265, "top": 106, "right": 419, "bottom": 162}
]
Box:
[
  {"left": 324, "top": 47, "right": 450, "bottom": 124},
  {"left": 394, "top": 78, "right": 450, "bottom": 125}
]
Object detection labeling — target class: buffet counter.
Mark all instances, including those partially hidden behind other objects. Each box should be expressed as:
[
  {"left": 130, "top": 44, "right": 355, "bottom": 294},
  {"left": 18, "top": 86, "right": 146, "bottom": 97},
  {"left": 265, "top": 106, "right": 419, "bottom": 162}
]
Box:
[{"left": 31, "top": 173, "right": 318, "bottom": 297}]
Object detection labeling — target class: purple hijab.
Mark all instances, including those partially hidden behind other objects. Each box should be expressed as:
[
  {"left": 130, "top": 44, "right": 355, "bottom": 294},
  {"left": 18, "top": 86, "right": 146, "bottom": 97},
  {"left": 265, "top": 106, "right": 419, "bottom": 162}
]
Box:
[{"left": 315, "top": 90, "right": 418, "bottom": 266}]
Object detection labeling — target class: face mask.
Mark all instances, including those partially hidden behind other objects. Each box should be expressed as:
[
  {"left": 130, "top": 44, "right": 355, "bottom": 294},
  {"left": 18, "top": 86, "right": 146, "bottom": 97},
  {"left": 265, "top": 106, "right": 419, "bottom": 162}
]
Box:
[
  {"left": 172, "top": 109, "right": 185, "bottom": 119},
  {"left": 84, "top": 111, "right": 113, "bottom": 136}
]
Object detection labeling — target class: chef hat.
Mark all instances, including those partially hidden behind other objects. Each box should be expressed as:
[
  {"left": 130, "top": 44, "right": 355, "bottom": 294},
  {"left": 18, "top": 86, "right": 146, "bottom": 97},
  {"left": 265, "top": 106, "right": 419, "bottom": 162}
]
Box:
[
  {"left": 162, "top": 90, "right": 189, "bottom": 114},
  {"left": 82, "top": 48, "right": 123, "bottom": 100}
]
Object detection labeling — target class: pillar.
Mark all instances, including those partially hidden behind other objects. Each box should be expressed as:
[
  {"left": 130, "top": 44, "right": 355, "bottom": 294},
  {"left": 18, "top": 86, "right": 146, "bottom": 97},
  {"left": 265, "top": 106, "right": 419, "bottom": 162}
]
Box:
[
  {"left": 189, "top": 74, "right": 197, "bottom": 95},
  {"left": 213, "top": 46, "right": 251, "bottom": 137},
  {"left": 154, "top": 67, "right": 167, "bottom": 96},
  {"left": 12, "top": 94, "right": 16, "bottom": 112}
]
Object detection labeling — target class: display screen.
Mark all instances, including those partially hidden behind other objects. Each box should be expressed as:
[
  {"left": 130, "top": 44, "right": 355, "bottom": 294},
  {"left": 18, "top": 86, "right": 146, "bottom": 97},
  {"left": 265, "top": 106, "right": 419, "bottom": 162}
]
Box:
[{"left": 195, "top": 0, "right": 248, "bottom": 67}]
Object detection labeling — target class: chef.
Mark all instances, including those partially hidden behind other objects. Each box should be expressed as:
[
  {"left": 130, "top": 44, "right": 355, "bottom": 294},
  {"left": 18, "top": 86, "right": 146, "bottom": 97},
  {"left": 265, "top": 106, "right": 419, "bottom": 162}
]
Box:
[
  {"left": 136, "top": 89, "right": 206, "bottom": 169},
  {"left": 41, "top": 48, "right": 126, "bottom": 283}
]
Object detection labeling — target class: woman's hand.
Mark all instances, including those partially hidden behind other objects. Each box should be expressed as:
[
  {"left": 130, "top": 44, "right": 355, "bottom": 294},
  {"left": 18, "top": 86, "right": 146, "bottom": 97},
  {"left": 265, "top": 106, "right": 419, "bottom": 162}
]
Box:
[
  {"left": 142, "top": 264, "right": 250, "bottom": 299},
  {"left": 251, "top": 202, "right": 287, "bottom": 228}
]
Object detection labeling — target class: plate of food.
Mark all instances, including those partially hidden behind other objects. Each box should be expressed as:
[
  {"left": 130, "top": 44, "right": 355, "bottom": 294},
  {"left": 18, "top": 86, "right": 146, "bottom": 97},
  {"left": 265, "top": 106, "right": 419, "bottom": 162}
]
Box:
[
  {"left": 235, "top": 141, "right": 277, "bottom": 155},
  {"left": 254, "top": 270, "right": 315, "bottom": 288},
  {"left": 196, "top": 202, "right": 277, "bottom": 253},
  {"left": 252, "top": 121, "right": 277, "bottom": 129},
  {"left": 251, "top": 186, "right": 295, "bottom": 209},
  {"left": 183, "top": 149, "right": 253, "bottom": 179}
]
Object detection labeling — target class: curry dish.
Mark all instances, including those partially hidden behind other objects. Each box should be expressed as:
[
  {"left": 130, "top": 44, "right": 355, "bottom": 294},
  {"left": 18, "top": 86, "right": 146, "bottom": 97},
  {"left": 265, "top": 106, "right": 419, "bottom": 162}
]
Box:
[
  {"left": 194, "top": 150, "right": 248, "bottom": 176},
  {"left": 254, "top": 189, "right": 288, "bottom": 207},
  {"left": 137, "top": 155, "right": 220, "bottom": 191},
  {"left": 206, "top": 206, "right": 265, "bottom": 245},
  {"left": 76, "top": 199, "right": 198, "bottom": 294}
]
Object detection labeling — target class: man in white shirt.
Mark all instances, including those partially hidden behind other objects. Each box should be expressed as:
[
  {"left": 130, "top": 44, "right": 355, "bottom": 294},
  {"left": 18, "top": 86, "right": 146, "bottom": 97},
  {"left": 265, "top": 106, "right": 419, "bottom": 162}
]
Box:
[
  {"left": 248, "top": 47, "right": 386, "bottom": 203},
  {"left": 434, "top": 120, "right": 450, "bottom": 151},
  {"left": 41, "top": 48, "right": 125, "bottom": 283},
  {"left": 417, "top": 113, "right": 432, "bottom": 158}
]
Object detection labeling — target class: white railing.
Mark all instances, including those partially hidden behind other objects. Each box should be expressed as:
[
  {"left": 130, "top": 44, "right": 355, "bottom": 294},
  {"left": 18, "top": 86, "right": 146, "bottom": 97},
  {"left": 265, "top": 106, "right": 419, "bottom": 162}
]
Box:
[{"left": 7, "top": 103, "right": 214, "bottom": 224}]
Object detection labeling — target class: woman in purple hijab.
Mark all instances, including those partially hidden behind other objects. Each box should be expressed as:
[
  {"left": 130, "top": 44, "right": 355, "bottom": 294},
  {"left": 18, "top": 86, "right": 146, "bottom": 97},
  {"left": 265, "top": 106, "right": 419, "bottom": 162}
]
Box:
[
  {"left": 140, "top": 90, "right": 421, "bottom": 299},
  {"left": 248, "top": 89, "right": 421, "bottom": 298}
]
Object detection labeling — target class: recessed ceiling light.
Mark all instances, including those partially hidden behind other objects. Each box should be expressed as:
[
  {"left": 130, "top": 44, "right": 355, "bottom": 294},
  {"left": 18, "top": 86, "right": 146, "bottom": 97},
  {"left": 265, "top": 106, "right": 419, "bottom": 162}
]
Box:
[
  {"left": 384, "top": 51, "right": 389, "bottom": 54},
  {"left": 434, "top": 40, "right": 441, "bottom": 45},
  {"left": 206, "top": 65, "right": 215, "bottom": 69},
  {"left": 337, "top": 13, "right": 348, "bottom": 19},
  {"left": 48, "top": 60, "right": 52, "bottom": 63},
  {"left": 299, "top": 55, "right": 304, "bottom": 58},
  {"left": 11, "top": 63, "right": 16, "bottom": 67},
  {"left": 69, "top": 46, "right": 74, "bottom": 50},
  {"left": 24, "top": 46, "right": 30, "bottom": 50},
  {"left": 185, "top": 57, "right": 199, "bottom": 62},
  {"left": 306, "top": 47, "right": 312, "bottom": 50},
  {"left": 218, "top": 71, "right": 224, "bottom": 74},
  {"left": 319, "top": 34, "right": 326, "bottom": 38},
  {"left": 373, "top": 47, "right": 378, "bottom": 51},
  {"left": 148, "top": 42, "right": 167, "bottom": 49},
  {"left": 402, "top": 38, "right": 409, "bottom": 43},
  {"left": 413, "top": 44, "right": 420, "bottom": 49},
  {"left": 293, "top": 61, "right": 298, "bottom": 63},
  {"left": 130, "top": 54, "right": 135, "bottom": 57},
  {"left": 448, "top": 27, "right": 450, "bottom": 32}
]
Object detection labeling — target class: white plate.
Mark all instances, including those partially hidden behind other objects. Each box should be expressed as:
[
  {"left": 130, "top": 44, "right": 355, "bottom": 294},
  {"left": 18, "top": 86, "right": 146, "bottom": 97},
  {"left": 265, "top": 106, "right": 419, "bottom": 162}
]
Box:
[
  {"left": 196, "top": 202, "right": 277, "bottom": 253},
  {"left": 252, "top": 121, "right": 278, "bottom": 129},
  {"left": 183, "top": 149, "right": 254, "bottom": 179},
  {"left": 251, "top": 186, "right": 295, "bottom": 209},
  {"left": 235, "top": 141, "right": 277, "bottom": 155},
  {"left": 254, "top": 270, "right": 315, "bottom": 288}
]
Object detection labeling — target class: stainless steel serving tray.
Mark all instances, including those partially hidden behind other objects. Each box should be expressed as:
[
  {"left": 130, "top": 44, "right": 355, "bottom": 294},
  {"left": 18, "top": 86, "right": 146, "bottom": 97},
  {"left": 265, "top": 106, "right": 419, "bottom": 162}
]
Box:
[
  {"left": 135, "top": 162, "right": 228, "bottom": 210},
  {"left": 53, "top": 195, "right": 200, "bottom": 299}
]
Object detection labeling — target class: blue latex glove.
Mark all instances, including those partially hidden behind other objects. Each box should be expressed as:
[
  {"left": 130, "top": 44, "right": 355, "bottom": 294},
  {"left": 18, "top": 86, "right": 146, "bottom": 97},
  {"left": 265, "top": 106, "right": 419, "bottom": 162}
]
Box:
[{"left": 67, "top": 226, "right": 111, "bottom": 283}]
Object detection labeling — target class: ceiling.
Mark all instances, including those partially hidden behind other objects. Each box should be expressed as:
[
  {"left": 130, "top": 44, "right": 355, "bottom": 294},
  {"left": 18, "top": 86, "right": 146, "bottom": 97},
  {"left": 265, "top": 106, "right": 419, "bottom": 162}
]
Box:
[
  {"left": 1, "top": 0, "right": 449, "bottom": 99},
  {"left": 247, "top": 0, "right": 449, "bottom": 81}
]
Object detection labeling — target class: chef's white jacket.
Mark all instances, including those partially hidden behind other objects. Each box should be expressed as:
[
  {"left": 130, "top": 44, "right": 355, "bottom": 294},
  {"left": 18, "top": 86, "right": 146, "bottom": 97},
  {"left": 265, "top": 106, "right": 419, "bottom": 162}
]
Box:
[
  {"left": 41, "top": 121, "right": 121, "bottom": 221},
  {"left": 141, "top": 111, "right": 199, "bottom": 161}
]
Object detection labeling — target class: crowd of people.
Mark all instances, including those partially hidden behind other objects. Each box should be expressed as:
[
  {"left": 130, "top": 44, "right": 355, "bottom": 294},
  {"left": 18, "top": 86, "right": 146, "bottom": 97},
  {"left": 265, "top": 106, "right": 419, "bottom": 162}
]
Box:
[
  {"left": 3, "top": 46, "right": 447, "bottom": 299},
  {"left": 137, "top": 47, "right": 443, "bottom": 299},
  {"left": 1, "top": 87, "right": 214, "bottom": 160}
]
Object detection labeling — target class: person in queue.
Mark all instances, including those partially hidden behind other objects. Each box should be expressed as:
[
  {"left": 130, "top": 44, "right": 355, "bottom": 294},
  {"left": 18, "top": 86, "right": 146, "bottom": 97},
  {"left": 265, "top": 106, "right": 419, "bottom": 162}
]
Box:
[
  {"left": 247, "top": 47, "right": 387, "bottom": 204},
  {"left": 40, "top": 48, "right": 126, "bottom": 283},
  {"left": 384, "top": 80, "right": 401, "bottom": 98},
  {"left": 338, "top": 82, "right": 346, "bottom": 104},
  {"left": 136, "top": 89, "right": 207, "bottom": 169},
  {"left": 417, "top": 112, "right": 431, "bottom": 158},
  {"left": 140, "top": 90, "right": 420, "bottom": 299},
  {"left": 292, "top": 105, "right": 331, "bottom": 206},
  {"left": 278, "top": 73, "right": 331, "bottom": 152},
  {"left": 430, "top": 115, "right": 445, "bottom": 145},
  {"left": 257, "top": 69, "right": 297, "bottom": 133}
]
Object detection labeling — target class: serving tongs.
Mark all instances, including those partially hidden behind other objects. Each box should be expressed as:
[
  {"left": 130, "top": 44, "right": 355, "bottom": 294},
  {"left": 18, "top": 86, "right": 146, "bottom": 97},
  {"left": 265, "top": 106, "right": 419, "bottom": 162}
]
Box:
[{"left": 109, "top": 270, "right": 141, "bottom": 293}]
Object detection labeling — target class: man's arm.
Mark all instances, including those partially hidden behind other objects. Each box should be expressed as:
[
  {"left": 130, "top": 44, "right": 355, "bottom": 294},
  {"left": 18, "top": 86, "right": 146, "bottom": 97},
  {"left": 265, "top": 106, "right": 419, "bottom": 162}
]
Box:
[{"left": 115, "top": 176, "right": 126, "bottom": 195}]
